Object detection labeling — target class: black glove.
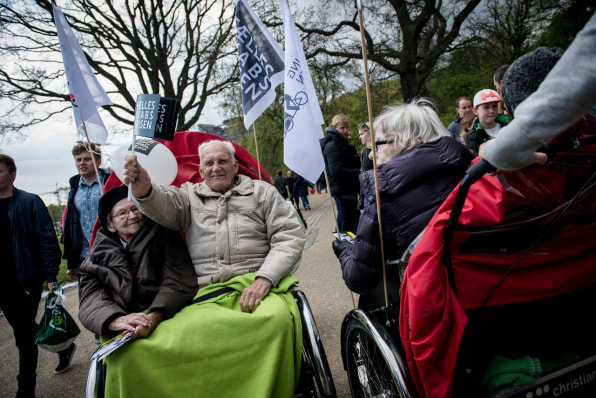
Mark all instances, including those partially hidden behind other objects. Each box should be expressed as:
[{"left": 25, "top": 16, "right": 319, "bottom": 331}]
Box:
[{"left": 332, "top": 239, "right": 353, "bottom": 258}]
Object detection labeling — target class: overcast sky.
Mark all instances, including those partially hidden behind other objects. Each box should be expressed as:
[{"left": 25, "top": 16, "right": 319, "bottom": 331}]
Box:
[{"left": 3, "top": 102, "right": 224, "bottom": 206}]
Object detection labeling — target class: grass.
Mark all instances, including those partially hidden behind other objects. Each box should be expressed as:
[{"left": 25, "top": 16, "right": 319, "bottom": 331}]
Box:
[{"left": 42, "top": 242, "right": 71, "bottom": 291}]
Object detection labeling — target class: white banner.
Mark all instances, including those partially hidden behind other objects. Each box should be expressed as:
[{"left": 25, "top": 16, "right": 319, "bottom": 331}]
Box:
[
  {"left": 280, "top": 0, "right": 325, "bottom": 184},
  {"left": 53, "top": 6, "right": 111, "bottom": 144}
]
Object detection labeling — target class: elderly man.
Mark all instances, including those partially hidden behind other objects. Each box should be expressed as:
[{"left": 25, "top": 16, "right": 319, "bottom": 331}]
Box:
[{"left": 107, "top": 139, "right": 305, "bottom": 397}]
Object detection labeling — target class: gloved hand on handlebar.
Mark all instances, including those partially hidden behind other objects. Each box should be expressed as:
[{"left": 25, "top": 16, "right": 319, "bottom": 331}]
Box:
[{"left": 332, "top": 239, "right": 353, "bottom": 258}]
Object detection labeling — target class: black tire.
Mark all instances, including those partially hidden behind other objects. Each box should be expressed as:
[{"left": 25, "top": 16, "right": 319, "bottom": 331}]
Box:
[{"left": 343, "top": 316, "right": 409, "bottom": 398}]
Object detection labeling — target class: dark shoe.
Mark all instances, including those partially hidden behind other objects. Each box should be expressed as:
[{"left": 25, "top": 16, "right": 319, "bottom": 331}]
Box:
[{"left": 55, "top": 343, "right": 76, "bottom": 375}]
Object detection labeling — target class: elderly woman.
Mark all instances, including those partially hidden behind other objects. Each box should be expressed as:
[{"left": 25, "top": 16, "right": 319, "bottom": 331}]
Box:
[
  {"left": 103, "top": 140, "right": 305, "bottom": 397},
  {"left": 78, "top": 186, "right": 198, "bottom": 340},
  {"left": 334, "top": 99, "right": 473, "bottom": 300}
]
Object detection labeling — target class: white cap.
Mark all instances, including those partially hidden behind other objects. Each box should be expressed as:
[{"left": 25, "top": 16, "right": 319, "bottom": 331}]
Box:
[{"left": 473, "top": 89, "right": 502, "bottom": 107}]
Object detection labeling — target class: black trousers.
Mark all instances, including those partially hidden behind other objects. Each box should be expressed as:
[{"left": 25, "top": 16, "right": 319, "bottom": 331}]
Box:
[
  {"left": 0, "top": 281, "right": 41, "bottom": 395},
  {"left": 335, "top": 196, "right": 360, "bottom": 234}
]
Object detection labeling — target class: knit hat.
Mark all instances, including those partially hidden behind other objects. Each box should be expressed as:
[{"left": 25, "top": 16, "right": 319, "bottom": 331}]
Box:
[
  {"left": 501, "top": 47, "right": 563, "bottom": 118},
  {"left": 98, "top": 185, "right": 129, "bottom": 229},
  {"left": 473, "top": 89, "right": 502, "bottom": 107}
]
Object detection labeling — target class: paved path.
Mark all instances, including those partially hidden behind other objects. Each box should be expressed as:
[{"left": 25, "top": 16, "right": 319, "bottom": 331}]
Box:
[{"left": 0, "top": 191, "right": 356, "bottom": 397}]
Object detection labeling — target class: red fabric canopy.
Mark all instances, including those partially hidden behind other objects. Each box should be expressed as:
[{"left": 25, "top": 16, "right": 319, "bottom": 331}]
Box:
[{"left": 399, "top": 126, "right": 596, "bottom": 398}]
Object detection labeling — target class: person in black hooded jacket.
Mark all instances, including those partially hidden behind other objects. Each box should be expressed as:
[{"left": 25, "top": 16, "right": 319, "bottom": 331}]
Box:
[
  {"left": 333, "top": 100, "right": 472, "bottom": 305},
  {"left": 320, "top": 114, "right": 361, "bottom": 233}
]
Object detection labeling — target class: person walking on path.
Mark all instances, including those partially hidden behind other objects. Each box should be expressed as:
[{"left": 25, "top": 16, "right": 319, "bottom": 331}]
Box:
[{"left": 0, "top": 154, "right": 76, "bottom": 398}]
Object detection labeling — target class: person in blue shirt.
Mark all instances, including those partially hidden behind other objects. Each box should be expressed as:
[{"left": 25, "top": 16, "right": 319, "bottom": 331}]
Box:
[{"left": 62, "top": 142, "right": 109, "bottom": 279}]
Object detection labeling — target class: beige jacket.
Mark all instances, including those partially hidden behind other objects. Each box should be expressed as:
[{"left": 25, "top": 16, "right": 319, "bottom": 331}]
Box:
[{"left": 135, "top": 175, "right": 305, "bottom": 288}]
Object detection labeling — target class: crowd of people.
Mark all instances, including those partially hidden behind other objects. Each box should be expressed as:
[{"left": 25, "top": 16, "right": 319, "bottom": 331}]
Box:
[{"left": 1, "top": 12, "right": 595, "bottom": 398}]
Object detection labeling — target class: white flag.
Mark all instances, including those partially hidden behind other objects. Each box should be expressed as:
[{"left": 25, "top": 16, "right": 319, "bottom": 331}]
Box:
[
  {"left": 53, "top": 6, "right": 111, "bottom": 144},
  {"left": 236, "top": 0, "right": 285, "bottom": 129},
  {"left": 280, "top": 0, "right": 325, "bottom": 184}
]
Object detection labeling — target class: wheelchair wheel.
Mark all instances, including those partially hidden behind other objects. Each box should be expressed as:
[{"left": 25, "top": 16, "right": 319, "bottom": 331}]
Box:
[
  {"left": 342, "top": 309, "right": 414, "bottom": 398},
  {"left": 294, "top": 290, "right": 336, "bottom": 398}
]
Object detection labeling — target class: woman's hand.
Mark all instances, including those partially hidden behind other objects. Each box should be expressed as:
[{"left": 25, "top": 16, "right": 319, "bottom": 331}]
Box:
[{"left": 107, "top": 311, "right": 164, "bottom": 340}]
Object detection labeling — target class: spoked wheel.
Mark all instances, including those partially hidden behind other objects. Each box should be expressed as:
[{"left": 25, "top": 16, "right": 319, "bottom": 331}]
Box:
[
  {"left": 345, "top": 322, "right": 397, "bottom": 397},
  {"left": 342, "top": 310, "right": 413, "bottom": 398}
]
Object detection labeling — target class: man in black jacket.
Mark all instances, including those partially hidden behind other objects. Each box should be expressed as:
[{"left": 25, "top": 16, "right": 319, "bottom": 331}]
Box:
[
  {"left": 320, "top": 114, "right": 361, "bottom": 233},
  {"left": 0, "top": 154, "right": 75, "bottom": 397},
  {"left": 62, "top": 142, "right": 109, "bottom": 279}
]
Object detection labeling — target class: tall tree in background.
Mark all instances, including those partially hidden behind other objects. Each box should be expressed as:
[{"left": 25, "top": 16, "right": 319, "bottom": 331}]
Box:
[
  {"left": 0, "top": 0, "right": 238, "bottom": 138},
  {"left": 294, "top": 0, "right": 483, "bottom": 102}
]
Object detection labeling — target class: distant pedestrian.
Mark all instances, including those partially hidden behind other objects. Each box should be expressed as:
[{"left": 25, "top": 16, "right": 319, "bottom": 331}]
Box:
[
  {"left": 286, "top": 170, "right": 300, "bottom": 208},
  {"left": 273, "top": 170, "right": 288, "bottom": 199},
  {"left": 293, "top": 174, "right": 313, "bottom": 210},
  {"left": 0, "top": 154, "right": 76, "bottom": 398},
  {"left": 316, "top": 172, "right": 327, "bottom": 194}
]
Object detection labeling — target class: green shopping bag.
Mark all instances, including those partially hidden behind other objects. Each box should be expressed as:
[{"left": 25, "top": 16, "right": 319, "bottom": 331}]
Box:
[{"left": 35, "top": 285, "right": 80, "bottom": 352}]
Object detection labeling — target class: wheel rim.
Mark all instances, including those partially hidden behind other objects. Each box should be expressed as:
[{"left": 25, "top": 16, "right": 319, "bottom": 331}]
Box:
[{"left": 346, "top": 327, "right": 398, "bottom": 398}]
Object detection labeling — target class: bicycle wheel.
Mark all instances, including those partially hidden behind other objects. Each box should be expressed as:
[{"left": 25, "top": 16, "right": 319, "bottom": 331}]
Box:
[{"left": 343, "top": 312, "right": 412, "bottom": 398}]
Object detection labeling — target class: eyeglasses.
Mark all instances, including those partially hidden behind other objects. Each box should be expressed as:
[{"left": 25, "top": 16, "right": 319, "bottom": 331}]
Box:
[
  {"left": 112, "top": 207, "right": 140, "bottom": 220},
  {"left": 375, "top": 139, "right": 394, "bottom": 151},
  {"left": 358, "top": 123, "right": 370, "bottom": 132}
]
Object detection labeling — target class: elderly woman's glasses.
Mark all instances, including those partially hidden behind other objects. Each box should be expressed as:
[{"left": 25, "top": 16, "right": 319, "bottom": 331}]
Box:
[
  {"left": 375, "top": 139, "right": 394, "bottom": 151},
  {"left": 113, "top": 207, "right": 140, "bottom": 220}
]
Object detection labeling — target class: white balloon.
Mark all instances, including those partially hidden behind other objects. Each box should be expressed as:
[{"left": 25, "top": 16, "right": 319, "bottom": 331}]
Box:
[{"left": 110, "top": 138, "right": 178, "bottom": 185}]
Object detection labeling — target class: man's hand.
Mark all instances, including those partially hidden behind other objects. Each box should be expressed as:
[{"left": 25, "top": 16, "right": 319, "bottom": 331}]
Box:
[
  {"left": 122, "top": 155, "right": 153, "bottom": 197},
  {"left": 66, "top": 269, "right": 77, "bottom": 279},
  {"left": 47, "top": 282, "right": 55, "bottom": 293},
  {"left": 240, "top": 277, "right": 272, "bottom": 313},
  {"left": 107, "top": 312, "right": 163, "bottom": 340}
]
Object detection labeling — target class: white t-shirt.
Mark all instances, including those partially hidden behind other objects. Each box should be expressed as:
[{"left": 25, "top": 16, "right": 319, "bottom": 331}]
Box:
[{"left": 485, "top": 124, "right": 502, "bottom": 139}]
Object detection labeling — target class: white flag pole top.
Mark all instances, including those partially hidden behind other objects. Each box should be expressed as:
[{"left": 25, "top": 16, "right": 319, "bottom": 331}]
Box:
[
  {"left": 236, "top": 0, "right": 285, "bottom": 129},
  {"left": 280, "top": 0, "right": 325, "bottom": 185},
  {"left": 356, "top": 0, "right": 362, "bottom": 9},
  {"left": 53, "top": 6, "right": 112, "bottom": 145}
]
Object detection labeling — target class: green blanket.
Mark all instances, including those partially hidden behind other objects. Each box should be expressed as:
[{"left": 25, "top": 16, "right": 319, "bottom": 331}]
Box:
[{"left": 104, "top": 273, "right": 302, "bottom": 397}]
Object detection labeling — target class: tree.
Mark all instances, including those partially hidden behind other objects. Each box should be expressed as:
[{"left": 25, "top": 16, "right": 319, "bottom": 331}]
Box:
[
  {"left": 0, "top": 0, "right": 238, "bottom": 138},
  {"left": 294, "top": 0, "right": 483, "bottom": 102}
]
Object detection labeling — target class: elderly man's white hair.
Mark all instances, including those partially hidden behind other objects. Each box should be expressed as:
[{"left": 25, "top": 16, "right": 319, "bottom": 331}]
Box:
[
  {"left": 198, "top": 140, "right": 236, "bottom": 162},
  {"left": 374, "top": 98, "right": 449, "bottom": 155}
]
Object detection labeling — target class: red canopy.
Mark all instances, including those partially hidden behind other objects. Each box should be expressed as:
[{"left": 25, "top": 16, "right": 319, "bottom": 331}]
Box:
[{"left": 399, "top": 142, "right": 596, "bottom": 398}]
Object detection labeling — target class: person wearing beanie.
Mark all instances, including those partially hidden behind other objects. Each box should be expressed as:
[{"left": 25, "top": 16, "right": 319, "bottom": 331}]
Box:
[
  {"left": 501, "top": 47, "right": 563, "bottom": 119},
  {"left": 78, "top": 185, "right": 198, "bottom": 341},
  {"left": 465, "top": 88, "right": 509, "bottom": 156},
  {"left": 481, "top": 14, "right": 596, "bottom": 170}
]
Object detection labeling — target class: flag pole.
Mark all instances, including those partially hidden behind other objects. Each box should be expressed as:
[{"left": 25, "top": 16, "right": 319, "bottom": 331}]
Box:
[
  {"left": 82, "top": 122, "right": 104, "bottom": 194},
  {"left": 252, "top": 124, "right": 262, "bottom": 180},
  {"left": 357, "top": 0, "right": 389, "bottom": 308},
  {"left": 127, "top": 133, "right": 136, "bottom": 201}
]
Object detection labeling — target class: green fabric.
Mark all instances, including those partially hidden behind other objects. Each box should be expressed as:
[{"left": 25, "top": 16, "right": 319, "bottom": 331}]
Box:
[
  {"left": 104, "top": 272, "right": 302, "bottom": 397},
  {"left": 480, "top": 355, "right": 579, "bottom": 394}
]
